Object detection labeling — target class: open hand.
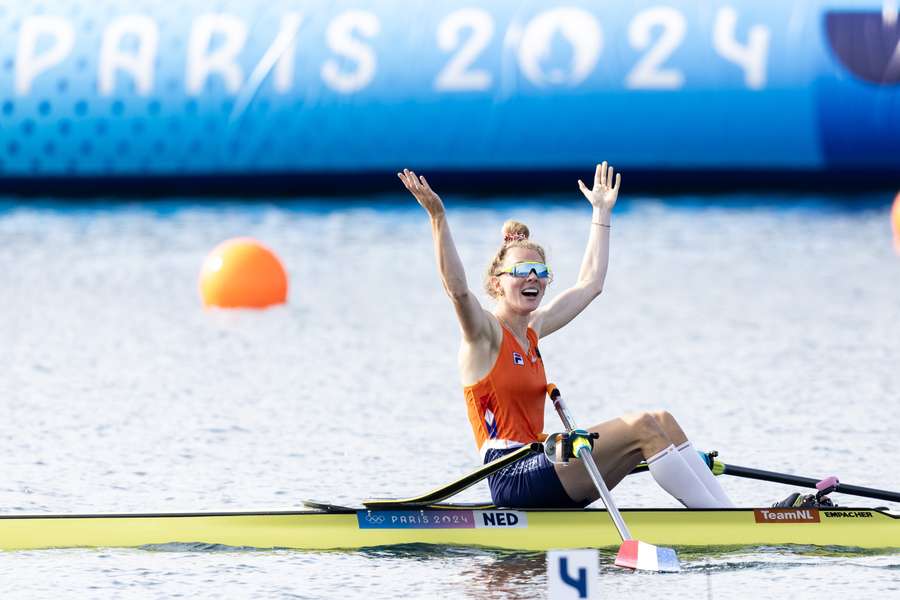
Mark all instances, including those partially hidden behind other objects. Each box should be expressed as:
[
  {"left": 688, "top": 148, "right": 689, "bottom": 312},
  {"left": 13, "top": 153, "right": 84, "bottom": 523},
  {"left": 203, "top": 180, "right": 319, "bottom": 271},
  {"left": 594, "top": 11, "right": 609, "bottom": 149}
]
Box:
[
  {"left": 578, "top": 161, "right": 621, "bottom": 210},
  {"left": 398, "top": 169, "right": 445, "bottom": 218}
]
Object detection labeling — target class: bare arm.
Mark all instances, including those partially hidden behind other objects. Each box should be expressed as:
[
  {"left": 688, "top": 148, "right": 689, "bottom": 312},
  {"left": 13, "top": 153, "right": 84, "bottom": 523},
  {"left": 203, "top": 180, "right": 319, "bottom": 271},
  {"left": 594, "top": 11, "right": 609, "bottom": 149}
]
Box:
[
  {"left": 399, "top": 169, "right": 492, "bottom": 342},
  {"left": 531, "top": 162, "right": 620, "bottom": 338}
]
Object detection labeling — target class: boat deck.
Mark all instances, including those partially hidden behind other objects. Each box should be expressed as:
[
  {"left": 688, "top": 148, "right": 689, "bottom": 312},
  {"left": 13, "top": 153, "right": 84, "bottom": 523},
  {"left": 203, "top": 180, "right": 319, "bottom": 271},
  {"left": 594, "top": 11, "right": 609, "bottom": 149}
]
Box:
[{"left": 1, "top": 506, "right": 896, "bottom": 552}]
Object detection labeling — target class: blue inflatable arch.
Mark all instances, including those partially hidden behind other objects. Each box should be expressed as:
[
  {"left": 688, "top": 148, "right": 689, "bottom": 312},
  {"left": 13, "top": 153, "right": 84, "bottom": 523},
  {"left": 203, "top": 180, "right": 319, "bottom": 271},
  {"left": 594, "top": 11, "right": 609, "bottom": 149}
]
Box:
[{"left": 0, "top": 1, "right": 897, "bottom": 192}]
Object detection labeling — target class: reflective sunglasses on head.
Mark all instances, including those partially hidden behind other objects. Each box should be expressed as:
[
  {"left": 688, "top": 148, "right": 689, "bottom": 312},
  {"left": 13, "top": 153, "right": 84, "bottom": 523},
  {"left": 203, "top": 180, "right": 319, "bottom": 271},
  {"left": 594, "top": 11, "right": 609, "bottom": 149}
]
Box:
[{"left": 496, "top": 261, "right": 552, "bottom": 279}]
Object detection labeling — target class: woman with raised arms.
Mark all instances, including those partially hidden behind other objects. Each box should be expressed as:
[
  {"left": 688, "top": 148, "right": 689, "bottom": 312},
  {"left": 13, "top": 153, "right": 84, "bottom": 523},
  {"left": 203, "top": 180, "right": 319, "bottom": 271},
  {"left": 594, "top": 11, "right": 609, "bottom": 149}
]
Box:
[{"left": 399, "top": 163, "right": 733, "bottom": 509}]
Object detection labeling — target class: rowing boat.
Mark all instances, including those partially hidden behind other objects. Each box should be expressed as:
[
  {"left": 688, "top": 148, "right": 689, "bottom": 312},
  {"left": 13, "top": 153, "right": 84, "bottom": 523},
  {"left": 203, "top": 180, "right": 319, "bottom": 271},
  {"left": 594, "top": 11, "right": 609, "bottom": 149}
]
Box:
[
  {"left": 4, "top": 442, "right": 897, "bottom": 554},
  {"left": 1, "top": 504, "right": 897, "bottom": 551}
]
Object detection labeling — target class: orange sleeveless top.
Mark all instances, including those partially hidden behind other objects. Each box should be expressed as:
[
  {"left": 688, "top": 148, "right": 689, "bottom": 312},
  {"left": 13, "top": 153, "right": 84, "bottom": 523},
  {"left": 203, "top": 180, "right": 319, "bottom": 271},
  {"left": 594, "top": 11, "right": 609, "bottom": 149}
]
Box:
[{"left": 463, "top": 323, "right": 547, "bottom": 457}]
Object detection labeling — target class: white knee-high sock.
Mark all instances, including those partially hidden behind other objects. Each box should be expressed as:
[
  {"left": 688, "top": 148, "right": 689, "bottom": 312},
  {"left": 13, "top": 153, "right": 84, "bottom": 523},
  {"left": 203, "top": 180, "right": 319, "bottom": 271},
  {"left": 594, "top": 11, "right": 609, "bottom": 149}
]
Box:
[
  {"left": 647, "top": 445, "right": 719, "bottom": 508},
  {"left": 677, "top": 441, "right": 735, "bottom": 508}
]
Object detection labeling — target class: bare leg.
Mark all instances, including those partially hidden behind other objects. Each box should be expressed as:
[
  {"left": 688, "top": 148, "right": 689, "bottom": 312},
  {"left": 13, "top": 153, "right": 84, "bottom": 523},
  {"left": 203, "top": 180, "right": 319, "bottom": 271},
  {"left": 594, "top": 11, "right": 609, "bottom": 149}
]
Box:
[
  {"left": 553, "top": 412, "right": 674, "bottom": 503},
  {"left": 552, "top": 410, "right": 723, "bottom": 507},
  {"left": 600, "top": 447, "right": 644, "bottom": 489},
  {"left": 651, "top": 410, "right": 688, "bottom": 447}
]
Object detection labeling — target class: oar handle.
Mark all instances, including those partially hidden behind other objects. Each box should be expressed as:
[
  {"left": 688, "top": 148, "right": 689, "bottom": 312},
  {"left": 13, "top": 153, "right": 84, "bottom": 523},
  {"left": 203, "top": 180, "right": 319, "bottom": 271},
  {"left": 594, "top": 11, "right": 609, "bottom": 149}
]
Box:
[{"left": 546, "top": 384, "right": 575, "bottom": 431}]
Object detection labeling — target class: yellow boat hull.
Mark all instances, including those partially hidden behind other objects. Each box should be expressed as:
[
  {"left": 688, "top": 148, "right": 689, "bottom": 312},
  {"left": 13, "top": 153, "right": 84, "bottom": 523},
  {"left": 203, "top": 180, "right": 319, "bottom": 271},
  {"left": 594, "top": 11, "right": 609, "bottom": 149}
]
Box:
[{"left": 1, "top": 507, "right": 896, "bottom": 551}]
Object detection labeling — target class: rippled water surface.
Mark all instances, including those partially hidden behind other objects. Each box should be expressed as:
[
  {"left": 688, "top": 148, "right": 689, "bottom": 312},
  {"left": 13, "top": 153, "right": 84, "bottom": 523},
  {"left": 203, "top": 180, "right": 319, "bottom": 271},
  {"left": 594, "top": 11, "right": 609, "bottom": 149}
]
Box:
[{"left": 2, "top": 194, "right": 899, "bottom": 598}]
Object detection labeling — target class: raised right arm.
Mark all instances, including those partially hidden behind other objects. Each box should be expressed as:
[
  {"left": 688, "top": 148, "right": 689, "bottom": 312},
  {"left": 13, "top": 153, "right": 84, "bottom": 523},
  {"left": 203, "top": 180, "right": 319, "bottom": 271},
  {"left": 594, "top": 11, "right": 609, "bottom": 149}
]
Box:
[{"left": 399, "top": 169, "right": 492, "bottom": 342}]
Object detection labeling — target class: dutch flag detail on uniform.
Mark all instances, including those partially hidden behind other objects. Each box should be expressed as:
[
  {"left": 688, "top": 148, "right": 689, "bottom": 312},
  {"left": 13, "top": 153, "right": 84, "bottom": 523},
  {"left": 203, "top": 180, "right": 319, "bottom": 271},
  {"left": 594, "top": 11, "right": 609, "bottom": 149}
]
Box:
[
  {"left": 484, "top": 409, "right": 499, "bottom": 439},
  {"left": 512, "top": 352, "right": 525, "bottom": 366}
]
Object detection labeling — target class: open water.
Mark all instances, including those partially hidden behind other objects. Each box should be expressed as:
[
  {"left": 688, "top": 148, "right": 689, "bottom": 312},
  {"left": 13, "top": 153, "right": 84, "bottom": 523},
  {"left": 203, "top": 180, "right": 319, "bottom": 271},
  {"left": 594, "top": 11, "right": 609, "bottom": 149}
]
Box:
[{"left": 1, "top": 193, "right": 898, "bottom": 598}]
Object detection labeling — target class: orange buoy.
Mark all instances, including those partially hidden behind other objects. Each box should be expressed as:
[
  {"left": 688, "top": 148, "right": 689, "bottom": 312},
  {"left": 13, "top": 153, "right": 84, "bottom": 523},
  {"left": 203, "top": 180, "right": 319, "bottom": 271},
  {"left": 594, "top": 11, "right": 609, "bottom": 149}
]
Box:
[{"left": 199, "top": 238, "right": 288, "bottom": 308}]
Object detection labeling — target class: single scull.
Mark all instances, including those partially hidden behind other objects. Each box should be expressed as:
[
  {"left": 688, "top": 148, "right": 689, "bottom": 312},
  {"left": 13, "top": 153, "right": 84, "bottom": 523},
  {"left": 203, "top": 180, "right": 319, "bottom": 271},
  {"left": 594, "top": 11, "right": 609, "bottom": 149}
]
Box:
[
  {"left": 0, "top": 504, "right": 896, "bottom": 551},
  {"left": 3, "top": 435, "right": 897, "bottom": 553}
]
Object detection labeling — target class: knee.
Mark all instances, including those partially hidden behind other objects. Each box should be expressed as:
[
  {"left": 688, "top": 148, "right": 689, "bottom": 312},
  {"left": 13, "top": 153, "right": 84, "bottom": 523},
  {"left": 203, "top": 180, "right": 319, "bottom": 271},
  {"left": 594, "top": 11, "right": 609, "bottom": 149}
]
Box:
[
  {"left": 649, "top": 410, "right": 688, "bottom": 445},
  {"left": 626, "top": 411, "right": 667, "bottom": 440},
  {"left": 651, "top": 410, "right": 677, "bottom": 428}
]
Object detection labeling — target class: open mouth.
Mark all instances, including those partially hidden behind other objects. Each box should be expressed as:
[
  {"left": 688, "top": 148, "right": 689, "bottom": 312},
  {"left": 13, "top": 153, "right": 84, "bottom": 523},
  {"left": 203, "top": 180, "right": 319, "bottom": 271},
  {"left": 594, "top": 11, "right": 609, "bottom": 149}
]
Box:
[{"left": 521, "top": 287, "right": 540, "bottom": 298}]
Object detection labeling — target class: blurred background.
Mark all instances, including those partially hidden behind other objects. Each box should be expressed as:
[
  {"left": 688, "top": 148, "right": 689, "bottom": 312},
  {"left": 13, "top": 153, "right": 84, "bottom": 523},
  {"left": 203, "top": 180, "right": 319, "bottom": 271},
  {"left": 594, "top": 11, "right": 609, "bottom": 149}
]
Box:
[{"left": 1, "top": 0, "right": 899, "bottom": 194}]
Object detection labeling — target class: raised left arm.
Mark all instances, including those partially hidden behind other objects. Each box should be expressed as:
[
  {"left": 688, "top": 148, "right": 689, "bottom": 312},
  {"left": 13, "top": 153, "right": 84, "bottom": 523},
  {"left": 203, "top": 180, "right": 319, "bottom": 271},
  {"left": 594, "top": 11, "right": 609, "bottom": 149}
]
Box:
[{"left": 530, "top": 162, "right": 620, "bottom": 338}]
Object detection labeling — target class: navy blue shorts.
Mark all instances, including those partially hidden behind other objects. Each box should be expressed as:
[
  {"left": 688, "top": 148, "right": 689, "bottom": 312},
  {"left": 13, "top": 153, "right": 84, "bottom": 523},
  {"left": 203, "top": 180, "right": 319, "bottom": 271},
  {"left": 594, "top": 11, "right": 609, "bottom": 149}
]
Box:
[{"left": 485, "top": 447, "right": 590, "bottom": 509}]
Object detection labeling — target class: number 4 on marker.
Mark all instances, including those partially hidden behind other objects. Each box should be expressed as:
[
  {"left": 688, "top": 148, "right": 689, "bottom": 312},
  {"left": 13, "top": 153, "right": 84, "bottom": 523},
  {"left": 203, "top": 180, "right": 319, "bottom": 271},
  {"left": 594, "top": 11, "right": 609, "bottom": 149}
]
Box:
[
  {"left": 548, "top": 549, "right": 598, "bottom": 599},
  {"left": 559, "top": 558, "right": 588, "bottom": 597}
]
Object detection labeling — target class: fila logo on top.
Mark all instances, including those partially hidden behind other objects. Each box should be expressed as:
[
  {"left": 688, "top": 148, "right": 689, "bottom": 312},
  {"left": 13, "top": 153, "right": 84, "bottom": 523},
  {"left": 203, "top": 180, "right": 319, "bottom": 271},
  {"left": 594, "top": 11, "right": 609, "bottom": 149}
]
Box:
[{"left": 512, "top": 352, "right": 525, "bottom": 366}]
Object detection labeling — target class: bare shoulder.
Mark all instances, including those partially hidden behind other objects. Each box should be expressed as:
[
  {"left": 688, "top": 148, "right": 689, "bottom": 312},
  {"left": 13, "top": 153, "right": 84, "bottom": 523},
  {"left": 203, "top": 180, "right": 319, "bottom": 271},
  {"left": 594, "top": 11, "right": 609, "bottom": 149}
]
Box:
[
  {"left": 467, "top": 309, "right": 503, "bottom": 349},
  {"left": 458, "top": 311, "right": 503, "bottom": 386},
  {"left": 484, "top": 309, "right": 503, "bottom": 342},
  {"left": 528, "top": 309, "right": 546, "bottom": 338}
]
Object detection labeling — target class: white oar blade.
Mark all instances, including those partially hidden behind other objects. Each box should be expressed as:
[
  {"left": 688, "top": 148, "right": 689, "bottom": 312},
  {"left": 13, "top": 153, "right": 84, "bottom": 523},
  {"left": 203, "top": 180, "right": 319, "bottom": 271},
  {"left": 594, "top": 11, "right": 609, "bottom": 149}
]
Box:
[{"left": 614, "top": 540, "right": 681, "bottom": 572}]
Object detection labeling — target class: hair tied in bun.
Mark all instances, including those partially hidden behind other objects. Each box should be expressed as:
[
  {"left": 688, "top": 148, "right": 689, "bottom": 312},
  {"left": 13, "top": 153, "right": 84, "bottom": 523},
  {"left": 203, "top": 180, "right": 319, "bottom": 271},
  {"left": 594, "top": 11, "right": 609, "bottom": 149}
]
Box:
[{"left": 503, "top": 232, "right": 528, "bottom": 243}]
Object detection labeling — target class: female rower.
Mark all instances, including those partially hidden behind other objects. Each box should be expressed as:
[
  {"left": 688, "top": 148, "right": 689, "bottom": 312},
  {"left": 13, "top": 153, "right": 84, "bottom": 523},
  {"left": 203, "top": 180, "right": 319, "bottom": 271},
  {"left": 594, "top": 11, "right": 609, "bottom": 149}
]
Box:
[{"left": 399, "top": 164, "right": 733, "bottom": 509}]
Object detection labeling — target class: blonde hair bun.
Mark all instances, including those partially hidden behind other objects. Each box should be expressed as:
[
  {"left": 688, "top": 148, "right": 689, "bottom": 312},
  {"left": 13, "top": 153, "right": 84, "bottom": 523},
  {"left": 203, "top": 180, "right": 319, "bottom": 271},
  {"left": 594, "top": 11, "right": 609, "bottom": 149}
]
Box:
[{"left": 502, "top": 220, "right": 530, "bottom": 243}]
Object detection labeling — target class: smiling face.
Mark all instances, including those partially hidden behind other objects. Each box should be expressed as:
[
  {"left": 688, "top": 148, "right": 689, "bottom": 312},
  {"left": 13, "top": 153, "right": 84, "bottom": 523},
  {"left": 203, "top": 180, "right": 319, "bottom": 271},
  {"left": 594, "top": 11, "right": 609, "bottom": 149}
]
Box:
[{"left": 491, "top": 247, "right": 549, "bottom": 315}]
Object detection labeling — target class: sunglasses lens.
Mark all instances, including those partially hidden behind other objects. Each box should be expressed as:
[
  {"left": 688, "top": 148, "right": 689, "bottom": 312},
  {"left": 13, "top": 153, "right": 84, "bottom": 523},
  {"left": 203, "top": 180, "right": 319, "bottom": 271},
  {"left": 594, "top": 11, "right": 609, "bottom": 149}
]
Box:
[{"left": 512, "top": 263, "right": 549, "bottom": 278}]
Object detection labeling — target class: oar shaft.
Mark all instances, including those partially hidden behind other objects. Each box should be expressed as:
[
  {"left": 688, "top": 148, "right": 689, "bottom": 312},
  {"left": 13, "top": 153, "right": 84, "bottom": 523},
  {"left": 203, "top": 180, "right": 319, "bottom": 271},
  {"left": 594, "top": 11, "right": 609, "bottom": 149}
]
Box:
[
  {"left": 575, "top": 445, "right": 633, "bottom": 540},
  {"left": 628, "top": 460, "right": 900, "bottom": 503},
  {"left": 552, "top": 388, "right": 578, "bottom": 432},
  {"left": 722, "top": 464, "right": 900, "bottom": 503},
  {"left": 548, "top": 386, "right": 633, "bottom": 541},
  {"left": 363, "top": 442, "right": 543, "bottom": 509}
]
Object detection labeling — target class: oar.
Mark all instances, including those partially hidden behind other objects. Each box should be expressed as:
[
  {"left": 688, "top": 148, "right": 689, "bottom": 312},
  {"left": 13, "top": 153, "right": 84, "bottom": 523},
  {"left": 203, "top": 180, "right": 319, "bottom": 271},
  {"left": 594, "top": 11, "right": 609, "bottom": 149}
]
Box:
[
  {"left": 627, "top": 457, "right": 900, "bottom": 504},
  {"left": 547, "top": 384, "right": 680, "bottom": 573},
  {"left": 363, "top": 442, "right": 542, "bottom": 509},
  {"left": 716, "top": 462, "right": 900, "bottom": 504}
]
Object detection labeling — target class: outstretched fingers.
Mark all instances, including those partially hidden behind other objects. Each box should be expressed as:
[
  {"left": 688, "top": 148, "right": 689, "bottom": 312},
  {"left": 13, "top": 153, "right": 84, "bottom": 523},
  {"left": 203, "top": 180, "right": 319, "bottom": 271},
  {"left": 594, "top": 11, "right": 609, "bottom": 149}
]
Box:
[
  {"left": 581, "top": 162, "right": 622, "bottom": 207},
  {"left": 398, "top": 168, "right": 422, "bottom": 193},
  {"left": 400, "top": 169, "right": 446, "bottom": 218},
  {"left": 594, "top": 161, "right": 607, "bottom": 188}
]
